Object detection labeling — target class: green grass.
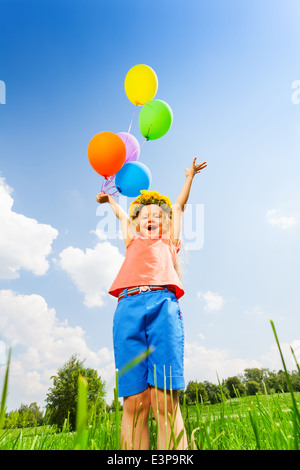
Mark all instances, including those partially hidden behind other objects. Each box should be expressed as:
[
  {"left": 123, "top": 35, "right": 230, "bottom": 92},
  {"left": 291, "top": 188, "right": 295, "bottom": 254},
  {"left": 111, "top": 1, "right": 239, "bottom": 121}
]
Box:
[
  {"left": 0, "top": 320, "right": 300, "bottom": 450},
  {"left": 1, "top": 392, "right": 299, "bottom": 450},
  {"left": 184, "top": 392, "right": 300, "bottom": 450}
]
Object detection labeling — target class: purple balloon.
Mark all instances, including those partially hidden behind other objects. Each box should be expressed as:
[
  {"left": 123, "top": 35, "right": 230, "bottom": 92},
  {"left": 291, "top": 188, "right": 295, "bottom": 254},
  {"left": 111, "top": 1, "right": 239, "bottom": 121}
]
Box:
[{"left": 117, "top": 132, "right": 140, "bottom": 163}]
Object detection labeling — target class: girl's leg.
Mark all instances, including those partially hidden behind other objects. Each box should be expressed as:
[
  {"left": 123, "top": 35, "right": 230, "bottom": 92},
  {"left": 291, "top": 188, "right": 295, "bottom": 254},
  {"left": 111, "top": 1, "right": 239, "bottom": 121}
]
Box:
[
  {"left": 150, "top": 386, "right": 188, "bottom": 450},
  {"left": 121, "top": 387, "right": 151, "bottom": 450}
]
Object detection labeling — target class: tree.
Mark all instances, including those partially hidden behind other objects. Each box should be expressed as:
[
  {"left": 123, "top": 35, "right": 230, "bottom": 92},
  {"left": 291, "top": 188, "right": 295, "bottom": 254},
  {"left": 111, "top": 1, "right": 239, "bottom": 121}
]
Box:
[
  {"left": 277, "top": 370, "right": 288, "bottom": 392},
  {"left": 17, "top": 402, "right": 43, "bottom": 427},
  {"left": 5, "top": 411, "right": 19, "bottom": 428},
  {"left": 203, "top": 381, "right": 222, "bottom": 404},
  {"left": 178, "top": 389, "right": 185, "bottom": 405},
  {"left": 46, "top": 354, "right": 106, "bottom": 430},
  {"left": 225, "top": 376, "right": 246, "bottom": 398},
  {"left": 28, "top": 402, "right": 44, "bottom": 426},
  {"left": 185, "top": 381, "right": 208, "bottom": 404},
  {"left": 4, "top": 403, "right": 43, "bottom": 429},
  {"left": 290, "top": 371, "right": 300, "bottom": 392},
  {"left": 243, "top": 368, "right": 268, "bottom": 390},
  {"left": 264, "top": 370, "right": 281, "bottom": 393},
  {"left": 246, "top": 380, "right": 261, "bottom": 396}
]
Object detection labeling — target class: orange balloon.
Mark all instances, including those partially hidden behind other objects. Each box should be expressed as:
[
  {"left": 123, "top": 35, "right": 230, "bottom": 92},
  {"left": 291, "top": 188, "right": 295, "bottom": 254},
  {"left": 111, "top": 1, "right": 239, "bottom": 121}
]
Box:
[{"left": 88, "top": 132, "right": 126, "bottom": 177}]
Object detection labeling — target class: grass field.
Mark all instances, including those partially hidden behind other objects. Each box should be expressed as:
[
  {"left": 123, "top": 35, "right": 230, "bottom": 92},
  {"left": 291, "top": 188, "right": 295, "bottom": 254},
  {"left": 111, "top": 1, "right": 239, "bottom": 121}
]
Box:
[
  {"left": 0, "top": 392, "right": 299, "bottom": 450},
  {"left": 0, "top": 320, "right": 299, "bottom": 450}
]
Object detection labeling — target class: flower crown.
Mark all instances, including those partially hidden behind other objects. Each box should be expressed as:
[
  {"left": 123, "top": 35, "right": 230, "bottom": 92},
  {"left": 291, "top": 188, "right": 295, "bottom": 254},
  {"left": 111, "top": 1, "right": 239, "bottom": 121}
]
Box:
[{"left": 129, "top": 190, "right": 172, "bottom": 220}]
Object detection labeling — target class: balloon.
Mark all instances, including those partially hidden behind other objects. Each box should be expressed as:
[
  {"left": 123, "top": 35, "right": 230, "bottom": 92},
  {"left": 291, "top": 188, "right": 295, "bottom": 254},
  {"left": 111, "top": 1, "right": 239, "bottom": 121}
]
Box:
[
  {"left": 87, "top": 131, "right": 126, "bottom": 177},
  {"left": 138, "top": 99, "right": 173, "bottom": 140},
  {"left": 124, "top": 64, "right": 158, "bottom": 106},
  {"left": 115, "top": 162, "right": 151, "bottom": 197},
  {"left": 117, "top": 132, "right": 140, "bottom": 163}
]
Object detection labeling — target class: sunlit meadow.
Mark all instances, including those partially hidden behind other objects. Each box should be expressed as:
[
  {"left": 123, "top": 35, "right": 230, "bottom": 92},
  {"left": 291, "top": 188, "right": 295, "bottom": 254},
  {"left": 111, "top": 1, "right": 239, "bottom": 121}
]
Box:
[{"left": 0, "top": 321, "right": 299, "bottom": 450}]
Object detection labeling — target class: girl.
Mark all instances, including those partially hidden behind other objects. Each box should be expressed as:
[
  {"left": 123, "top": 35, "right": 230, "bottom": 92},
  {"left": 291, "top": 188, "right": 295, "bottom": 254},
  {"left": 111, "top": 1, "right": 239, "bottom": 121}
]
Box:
[{"left": 96, "top": 157, "right": 207, "bottom": 450}]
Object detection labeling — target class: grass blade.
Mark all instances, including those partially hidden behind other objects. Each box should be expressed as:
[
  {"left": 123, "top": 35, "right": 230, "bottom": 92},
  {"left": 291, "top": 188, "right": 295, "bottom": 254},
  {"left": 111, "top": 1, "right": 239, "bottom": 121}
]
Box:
[
  {"left": 114, "top": 369, "right": 120, "bottom": 450},
  {"left": 291, "top": 346, "right": 300, "bottom": 375},
  {"left": 73, "top": 375, "right": 88, "bottom": 450},
  {"left": 270, "top": 319, "right": 300, "bottom": 448},
  {"left": 249, "top": 410, "right": 260, "bottom": 450},
  {"left": 0, "top": 348, "right": 11, "bottom": 431},
  {"left": 119, "top": 347, "right": 154, "bottom": 377}
]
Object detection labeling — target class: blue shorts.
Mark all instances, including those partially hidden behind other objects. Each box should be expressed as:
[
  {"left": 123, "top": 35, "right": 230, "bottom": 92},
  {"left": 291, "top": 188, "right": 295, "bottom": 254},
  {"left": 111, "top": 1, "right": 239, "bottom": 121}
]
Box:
[{"left": 113, "top": 287, "right": 185, "bottom": 397}]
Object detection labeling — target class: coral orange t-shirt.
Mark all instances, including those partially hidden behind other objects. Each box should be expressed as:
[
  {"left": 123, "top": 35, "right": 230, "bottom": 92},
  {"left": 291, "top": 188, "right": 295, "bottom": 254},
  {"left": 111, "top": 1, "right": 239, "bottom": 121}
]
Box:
[{"left": 108, "top": 235, "right": 185, "bottom": 299}]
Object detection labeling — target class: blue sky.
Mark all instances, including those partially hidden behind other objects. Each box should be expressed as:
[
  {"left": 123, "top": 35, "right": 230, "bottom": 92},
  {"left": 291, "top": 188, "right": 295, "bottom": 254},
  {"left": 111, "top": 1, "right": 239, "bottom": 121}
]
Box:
[{"left": 1, "top": 0, "right": 300, "bottom": 410}]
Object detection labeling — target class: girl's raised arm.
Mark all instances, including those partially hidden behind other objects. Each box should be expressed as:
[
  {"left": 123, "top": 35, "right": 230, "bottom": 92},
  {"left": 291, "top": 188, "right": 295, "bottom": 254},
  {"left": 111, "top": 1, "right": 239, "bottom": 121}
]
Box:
[
  {"left": 170, "top": 158, "right": 207, "bottom": 243},
  {"left": 96, "top": 193, "right": 135, "bottom": 248}
]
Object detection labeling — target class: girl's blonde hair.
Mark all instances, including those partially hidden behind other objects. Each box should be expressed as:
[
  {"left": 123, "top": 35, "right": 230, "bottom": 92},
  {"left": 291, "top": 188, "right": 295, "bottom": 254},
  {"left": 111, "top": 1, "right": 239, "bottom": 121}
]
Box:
[
  {"left": 129, "top": 190, "right": 172, "bottom": 220},
  {"left": 129, "top": 190, "right": 183, "bottom": 280}
]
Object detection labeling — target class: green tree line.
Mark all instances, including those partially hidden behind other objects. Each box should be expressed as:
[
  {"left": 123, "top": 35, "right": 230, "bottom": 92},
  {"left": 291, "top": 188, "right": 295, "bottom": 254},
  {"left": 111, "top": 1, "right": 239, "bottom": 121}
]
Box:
[
  {"left": 3, "top": 402, "right": 44, "bottom": 428},
  {"left": 180, "top": 367, "right": 300, "bottom": 405},
  {"left": 2, "top": 357, "right": 300, "bottom": 430}
]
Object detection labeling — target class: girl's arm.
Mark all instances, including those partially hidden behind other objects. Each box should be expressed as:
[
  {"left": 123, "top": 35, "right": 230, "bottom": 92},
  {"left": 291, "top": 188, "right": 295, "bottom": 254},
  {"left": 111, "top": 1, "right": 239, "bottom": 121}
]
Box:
[
  {"left": 170, "top": 158, "right": 207, "bottom": 243},
  {"left": 96, "top": 193, "right": 135, "bottom": 247}
]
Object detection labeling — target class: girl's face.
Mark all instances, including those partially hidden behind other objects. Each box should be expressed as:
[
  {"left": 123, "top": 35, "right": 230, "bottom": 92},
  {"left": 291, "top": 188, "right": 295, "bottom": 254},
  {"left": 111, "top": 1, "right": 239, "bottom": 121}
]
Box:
[{"left": 138, "top": 204, "right": 167, "bottom": 238}]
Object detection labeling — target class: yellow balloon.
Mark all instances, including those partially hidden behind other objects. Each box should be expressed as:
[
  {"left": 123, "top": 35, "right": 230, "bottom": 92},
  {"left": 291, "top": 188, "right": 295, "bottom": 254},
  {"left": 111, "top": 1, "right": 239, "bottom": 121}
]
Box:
[{"left": 124, "top": 64, "right": 158, "bottom": 106}]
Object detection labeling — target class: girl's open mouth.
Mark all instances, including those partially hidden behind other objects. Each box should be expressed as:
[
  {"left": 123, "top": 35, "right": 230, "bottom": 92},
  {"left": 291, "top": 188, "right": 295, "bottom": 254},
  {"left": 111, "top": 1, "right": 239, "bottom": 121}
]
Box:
[{"left": 147, "top": 225, "right": 157, "bottom": 231}]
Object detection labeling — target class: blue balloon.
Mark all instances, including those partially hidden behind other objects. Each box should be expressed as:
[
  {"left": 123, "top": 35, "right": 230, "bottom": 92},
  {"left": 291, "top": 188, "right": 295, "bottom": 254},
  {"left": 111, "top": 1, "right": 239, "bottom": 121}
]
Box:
[{"left": 115, "top": 162, "right": 152, "bottom": 197}]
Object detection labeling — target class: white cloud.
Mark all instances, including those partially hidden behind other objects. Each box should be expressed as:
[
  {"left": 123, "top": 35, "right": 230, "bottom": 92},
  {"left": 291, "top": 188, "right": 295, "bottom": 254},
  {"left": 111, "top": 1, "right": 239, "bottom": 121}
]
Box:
[
  {"left": 90, "top": 227, "right": 123, "bottom": 241},
  {"left": 58, "top": 242, "right": 124, "bottom": 307},
  {"left": 244, "top": 305, "right": 265, "bottom": 317},
  {"left": 0, "top": 289, "right": 116, "bottom": 409},
  {"left": 266, "top": 209, "right": 297, "bottom": 230},
  {"left": 261, "top": 340, "right": 300, "bottom": 371},
  {"left": 0, "top": 177, "right": 58, "bottom": 279},
  {"left": 91, "top": 228, "right": 109, "bottom": 241},
  {"left": 184, "top": 336, "right": 300, "bottom": 386},
  {"left": 184, "top": 340, "right": 261, "bottom": 384},
  {"left": 197, "top": 290, "right": 225, "bottom": 312},
  {"left": 0, "top": 340, "right": 5, "bottom": 365}
]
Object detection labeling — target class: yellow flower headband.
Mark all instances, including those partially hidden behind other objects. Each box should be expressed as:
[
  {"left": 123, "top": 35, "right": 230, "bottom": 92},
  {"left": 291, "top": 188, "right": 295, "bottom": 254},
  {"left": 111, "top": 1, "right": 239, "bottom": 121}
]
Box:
[{"left": 129, "top": 190, "right": 172, "bottom": 220}]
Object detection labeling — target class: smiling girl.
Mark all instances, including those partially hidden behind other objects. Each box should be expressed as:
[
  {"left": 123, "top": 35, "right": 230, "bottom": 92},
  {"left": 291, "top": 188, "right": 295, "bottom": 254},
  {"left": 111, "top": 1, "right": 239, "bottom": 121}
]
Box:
[{"left": 96, "top": 157, "right": 207, "bottom": 450}]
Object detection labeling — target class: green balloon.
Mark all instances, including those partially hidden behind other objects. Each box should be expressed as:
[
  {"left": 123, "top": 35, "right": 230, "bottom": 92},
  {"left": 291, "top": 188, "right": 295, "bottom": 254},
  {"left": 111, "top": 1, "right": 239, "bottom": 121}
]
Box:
[{"left": 139, "top": 99, "right": 173, "bottom": 140}]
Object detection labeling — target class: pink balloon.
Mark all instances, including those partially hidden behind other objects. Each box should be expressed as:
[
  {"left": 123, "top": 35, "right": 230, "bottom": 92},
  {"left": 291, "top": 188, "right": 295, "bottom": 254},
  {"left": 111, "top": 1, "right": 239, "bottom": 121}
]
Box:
[{"left": 117, "top": 132, "right": 140, "bottom": 163}]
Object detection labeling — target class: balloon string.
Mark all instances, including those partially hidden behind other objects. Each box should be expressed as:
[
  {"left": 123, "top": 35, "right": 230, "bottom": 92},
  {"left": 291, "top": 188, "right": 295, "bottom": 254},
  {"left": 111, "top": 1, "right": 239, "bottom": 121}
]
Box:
[
  {"left": 104, "top": 176, "right": 115, "bottom": 189},
  {"left": 100, "top": 181, "right": 119, "bottom": 197},
  {"left": 105, "top": 185, "right": 115, "bottom": 192},
  {"left": 141, "top": 137, "right": 148, "bottom": 148},
  {"left": 127, "top": 147, "right": 139, "bottom": 162},
  {"left": 126, "top": 106, "right": 137, "bottom": 143}
]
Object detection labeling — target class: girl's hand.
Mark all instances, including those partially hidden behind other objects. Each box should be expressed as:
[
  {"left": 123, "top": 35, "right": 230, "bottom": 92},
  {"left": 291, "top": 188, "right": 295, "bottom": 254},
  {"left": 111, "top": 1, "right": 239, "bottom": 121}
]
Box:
[
  {"left": 96, "top": 192, "right": 110, "bottom": 203},
  {"left": 185, "top": 157, "right": 207, "bottom": 179}
]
